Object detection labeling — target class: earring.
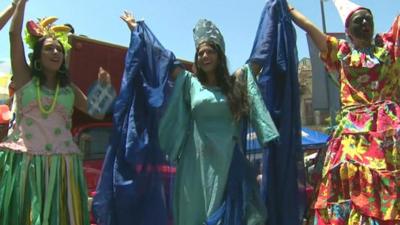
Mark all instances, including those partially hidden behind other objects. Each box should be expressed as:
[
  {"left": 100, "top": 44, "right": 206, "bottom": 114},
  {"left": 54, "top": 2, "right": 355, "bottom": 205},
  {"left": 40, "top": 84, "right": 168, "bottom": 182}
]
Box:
[{"left": 34, "top": 61, "right": 42, "bottom": 71}]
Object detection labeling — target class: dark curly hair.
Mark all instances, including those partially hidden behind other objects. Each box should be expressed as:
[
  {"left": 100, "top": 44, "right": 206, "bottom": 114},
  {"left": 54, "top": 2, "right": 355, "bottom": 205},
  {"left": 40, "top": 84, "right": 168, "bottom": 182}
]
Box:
[
  {"left": 30, "top": 36, "right": 70, "bottom": 87},
  {"left": 194, "top": 42, "right": 249, "bottom": 121}
]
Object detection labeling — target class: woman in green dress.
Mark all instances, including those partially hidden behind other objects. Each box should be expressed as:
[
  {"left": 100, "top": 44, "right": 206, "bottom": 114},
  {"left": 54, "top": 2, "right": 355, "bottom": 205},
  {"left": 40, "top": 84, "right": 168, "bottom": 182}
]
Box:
[
  {"left": 121, "top": 12, "right": 279, "bottom": 225},
  {"left": 0, "top": 0, "right": 111, "bottom": 224}
]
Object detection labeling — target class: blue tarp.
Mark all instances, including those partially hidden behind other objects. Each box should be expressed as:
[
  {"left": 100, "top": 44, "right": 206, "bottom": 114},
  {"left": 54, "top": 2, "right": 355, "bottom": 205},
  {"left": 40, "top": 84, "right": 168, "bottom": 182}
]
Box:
[
  {"left": 247, "top": 127, "right": 328, "bottom": 152},
  {"left": 301, "top": 127, "right": 329, "bottom": 148}
]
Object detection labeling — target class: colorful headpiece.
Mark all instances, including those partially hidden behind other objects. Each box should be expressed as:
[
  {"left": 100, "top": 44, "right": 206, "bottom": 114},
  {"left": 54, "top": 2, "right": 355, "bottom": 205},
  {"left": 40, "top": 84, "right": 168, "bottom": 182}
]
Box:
[
  {"left": 24, "top": 16, "right": 72, "bottom": 52},
  {"left": 332, "top": 0, "right": 371, "bottom": 28},
  {"left": 193, "top": 19, "right": 225, "bottom": 53}
]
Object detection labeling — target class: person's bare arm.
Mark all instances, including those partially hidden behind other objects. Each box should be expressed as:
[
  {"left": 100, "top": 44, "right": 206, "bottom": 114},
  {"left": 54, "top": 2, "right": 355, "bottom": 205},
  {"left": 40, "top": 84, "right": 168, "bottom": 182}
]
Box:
[
  {"left": 289, "top": 5, "right": 328, "bottom": 54},
  {"left": 9, "top": 0, "right": 30, "bottom": 91},
  {"left": 0, "top": 2, "right": 16, "bottom": 30},
  {"left": 72, "top": 82, "right": 88, "bottom": 114},
  {"left": 73, "top": 67, "right": 111, "bottom": 115}
]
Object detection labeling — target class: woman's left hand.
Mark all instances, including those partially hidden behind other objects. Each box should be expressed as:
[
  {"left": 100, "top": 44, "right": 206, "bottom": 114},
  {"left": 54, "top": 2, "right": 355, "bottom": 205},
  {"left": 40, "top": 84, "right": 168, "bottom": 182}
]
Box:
[
  {"left": 97, "top": 66, "right": 111, "bottom": 86},
  {"left": 120, "top": 11, "right": 137, "bottom": 31}
]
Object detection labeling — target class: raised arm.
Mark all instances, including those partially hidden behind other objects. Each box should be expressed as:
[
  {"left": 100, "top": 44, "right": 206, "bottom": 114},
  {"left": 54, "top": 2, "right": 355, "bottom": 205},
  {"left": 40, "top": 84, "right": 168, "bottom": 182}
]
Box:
[
  {"left": 9, "top": 0, "right": 30, "bottom": 90},
  {"left": 289, "top": 5, "right": 328, "bottom": 55},
  {"left": 120, "top": 11, "right": 137, "bottom": 32},
  {"left": 0, "top": 1, "right": 16, "bottom": 30},
  {"left": 73, "top": 66, "right": 111, "bottom": 118},
  {"left": 120, "top": 10, "right": 183, "bottom": 80}
]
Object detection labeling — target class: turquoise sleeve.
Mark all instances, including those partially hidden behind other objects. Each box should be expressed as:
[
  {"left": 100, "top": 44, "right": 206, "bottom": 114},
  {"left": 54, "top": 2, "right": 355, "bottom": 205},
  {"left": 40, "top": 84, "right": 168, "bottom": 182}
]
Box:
[
  {"left": 244, "top": 64, "right": 279, "bottom": 146},
  {"left": 158, "top": 70, "right": 191, "bottom": 162}
]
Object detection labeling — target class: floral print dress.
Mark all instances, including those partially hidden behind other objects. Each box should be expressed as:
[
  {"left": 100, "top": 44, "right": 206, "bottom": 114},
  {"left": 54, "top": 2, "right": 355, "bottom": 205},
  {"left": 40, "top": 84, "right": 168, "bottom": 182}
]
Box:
[{"left": 309, "top": 16, "right": 400, "bottom": 225}]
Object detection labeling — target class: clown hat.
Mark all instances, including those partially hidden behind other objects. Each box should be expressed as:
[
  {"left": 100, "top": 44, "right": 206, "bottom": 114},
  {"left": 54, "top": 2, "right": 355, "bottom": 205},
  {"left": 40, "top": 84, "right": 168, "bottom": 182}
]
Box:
[{"left": 332, "top": 0, "right": 365, "bottom": 27}]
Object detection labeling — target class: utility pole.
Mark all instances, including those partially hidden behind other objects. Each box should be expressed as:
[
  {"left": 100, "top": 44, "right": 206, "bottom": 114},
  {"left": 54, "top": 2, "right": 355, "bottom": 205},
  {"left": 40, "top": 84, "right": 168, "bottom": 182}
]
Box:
[
  {"left": 319, "top": 0, "right": 336, "bottom": 128},
  {"left": 320, "top": 0, "right": 327, "bottom": 33}
]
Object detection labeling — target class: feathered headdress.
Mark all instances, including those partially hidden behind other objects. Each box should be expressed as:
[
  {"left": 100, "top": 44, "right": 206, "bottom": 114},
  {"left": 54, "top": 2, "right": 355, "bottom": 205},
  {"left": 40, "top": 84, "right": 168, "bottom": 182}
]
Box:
[{"left": 24, "top": 16, "right": 72, "bottom": 52}]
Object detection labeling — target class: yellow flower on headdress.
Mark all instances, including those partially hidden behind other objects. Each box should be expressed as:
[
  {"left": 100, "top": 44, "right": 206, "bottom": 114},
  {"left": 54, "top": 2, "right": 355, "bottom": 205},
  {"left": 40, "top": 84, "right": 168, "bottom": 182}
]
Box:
[{"left": 24, "top": 16, "right": 72, "bottom": 52}]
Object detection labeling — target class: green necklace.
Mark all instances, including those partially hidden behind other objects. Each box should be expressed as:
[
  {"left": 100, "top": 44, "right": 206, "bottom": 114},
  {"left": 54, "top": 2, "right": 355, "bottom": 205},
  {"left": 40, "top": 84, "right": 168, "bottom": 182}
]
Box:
[{"left": 36, "top": 79, "right": 60, "bottom": 114}]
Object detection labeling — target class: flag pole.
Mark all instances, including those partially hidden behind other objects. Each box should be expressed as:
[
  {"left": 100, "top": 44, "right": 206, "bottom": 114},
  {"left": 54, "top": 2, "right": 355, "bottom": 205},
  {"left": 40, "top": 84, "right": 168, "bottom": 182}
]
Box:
[{"left": 320, "top": 0, "right": 327, "bottom": 33}]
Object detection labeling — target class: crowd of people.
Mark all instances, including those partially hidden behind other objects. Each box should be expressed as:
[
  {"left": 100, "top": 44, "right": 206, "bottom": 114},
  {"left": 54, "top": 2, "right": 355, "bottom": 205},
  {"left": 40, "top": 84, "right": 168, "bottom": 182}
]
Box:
[{"left": 0, "top": 0, "right": 399, "bottom": 224}]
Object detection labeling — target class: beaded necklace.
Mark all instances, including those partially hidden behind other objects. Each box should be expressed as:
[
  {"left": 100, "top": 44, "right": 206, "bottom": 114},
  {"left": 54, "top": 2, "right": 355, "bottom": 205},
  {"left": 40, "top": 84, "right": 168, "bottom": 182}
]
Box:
[{"left": 36, "top": 79, "right": 60, "bottom": 114}]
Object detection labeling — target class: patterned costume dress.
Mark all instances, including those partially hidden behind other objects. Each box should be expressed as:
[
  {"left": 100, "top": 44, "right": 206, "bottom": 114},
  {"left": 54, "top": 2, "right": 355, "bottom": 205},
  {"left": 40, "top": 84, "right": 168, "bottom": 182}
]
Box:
[
  {"left": 310, "top": 16, "right": 400, "bottom": 225},
  {"left": 0, "top": 78, "right": 89, "bottom": 225},
  {"left": 159, "top": 64, "right": 279, "bottom": 225}
]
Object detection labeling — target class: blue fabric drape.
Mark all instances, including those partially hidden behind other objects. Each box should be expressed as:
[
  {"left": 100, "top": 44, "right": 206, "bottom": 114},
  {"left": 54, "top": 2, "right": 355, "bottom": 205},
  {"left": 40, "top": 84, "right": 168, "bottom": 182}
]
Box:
[
  {"left": 247, "top": 0, "right": 306, "bottom": 224},
  {"left": 92, "top": 21, "right": 178, "bottom": 225}
]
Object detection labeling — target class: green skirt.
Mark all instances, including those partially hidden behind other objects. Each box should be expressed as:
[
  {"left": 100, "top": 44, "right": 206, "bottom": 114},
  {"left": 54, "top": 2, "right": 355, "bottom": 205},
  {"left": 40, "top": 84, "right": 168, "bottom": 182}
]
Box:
[{"left": 0, "top": 149, "right": 90, "bottom": 225}]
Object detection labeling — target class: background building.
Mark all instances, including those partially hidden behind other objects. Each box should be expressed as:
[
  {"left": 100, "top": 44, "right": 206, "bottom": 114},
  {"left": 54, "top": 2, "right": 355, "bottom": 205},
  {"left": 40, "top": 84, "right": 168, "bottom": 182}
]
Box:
[{"left": 298, "top": 57, "right": 330, "bottom": 128}]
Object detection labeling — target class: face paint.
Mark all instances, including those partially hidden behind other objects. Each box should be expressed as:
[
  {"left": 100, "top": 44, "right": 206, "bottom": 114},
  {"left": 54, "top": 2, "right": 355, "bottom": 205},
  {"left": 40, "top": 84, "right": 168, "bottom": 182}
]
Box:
[{"left": 348, "top": 9, "right": 374, "bottom": 43}]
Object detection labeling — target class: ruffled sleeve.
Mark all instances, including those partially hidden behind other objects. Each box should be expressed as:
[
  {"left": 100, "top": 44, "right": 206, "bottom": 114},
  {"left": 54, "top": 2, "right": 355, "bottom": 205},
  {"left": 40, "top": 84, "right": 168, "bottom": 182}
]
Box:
[
  {"left": 382, "top": 15, "right": 400, "bottom": 62},
  {"left": 243, "top": 64, "right": 279, "bottom": 146},
  {"left": 320, "top": 35, "right": 350, "bottom": 75},
  {"left": 158, "top": 70, "right": 192, "bottom": 162}
]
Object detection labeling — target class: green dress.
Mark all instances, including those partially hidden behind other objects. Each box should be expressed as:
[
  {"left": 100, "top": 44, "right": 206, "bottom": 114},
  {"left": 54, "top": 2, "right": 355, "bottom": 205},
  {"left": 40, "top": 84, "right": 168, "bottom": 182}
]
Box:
[
  {"left": 0, "top": 78, "right": 89, "bottom": 225},
  {"left": 159, "top": 64, "right": 279, "bottom": 225}
]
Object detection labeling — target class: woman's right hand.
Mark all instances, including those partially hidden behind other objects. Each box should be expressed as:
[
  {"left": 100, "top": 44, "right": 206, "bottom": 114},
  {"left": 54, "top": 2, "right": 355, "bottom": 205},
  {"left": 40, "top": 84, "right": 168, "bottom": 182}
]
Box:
[
  {"left": 97, "top": 66, "right": 111, "bottom": 86},
  {"left": 11, "top": 0, "right": 27, "bottom": 7},
  {"left": 120, "top": 11, "right": 137, "bottom": 31},
  {"left": 286, "top": 2, "right": 328, "bottom": 54}
]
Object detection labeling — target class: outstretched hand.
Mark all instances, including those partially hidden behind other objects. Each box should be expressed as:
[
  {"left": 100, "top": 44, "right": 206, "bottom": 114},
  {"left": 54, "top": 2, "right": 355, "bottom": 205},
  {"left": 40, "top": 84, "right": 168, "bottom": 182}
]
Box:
[
  {"left": 98, "top": 67, "right": 111, "bottom": 86},
  {"left": 120, "top": 11, "right": 137, "bottom": 31},
  {"left": 12, "top": 0, "right": 27, "bottom": 6}
]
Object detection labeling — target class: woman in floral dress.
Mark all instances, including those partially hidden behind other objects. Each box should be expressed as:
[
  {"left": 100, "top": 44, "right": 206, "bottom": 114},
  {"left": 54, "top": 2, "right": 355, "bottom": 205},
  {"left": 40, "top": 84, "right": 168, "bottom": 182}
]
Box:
[{"left": 290, "top": 2, "right": 400, "bottom": 224}]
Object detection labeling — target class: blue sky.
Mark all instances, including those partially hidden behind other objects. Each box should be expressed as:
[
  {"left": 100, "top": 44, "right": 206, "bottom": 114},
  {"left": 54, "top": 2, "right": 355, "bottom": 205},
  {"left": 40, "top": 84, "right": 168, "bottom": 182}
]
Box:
[{"left": 0, "top": 0, "right": 398, "bottom": 73}]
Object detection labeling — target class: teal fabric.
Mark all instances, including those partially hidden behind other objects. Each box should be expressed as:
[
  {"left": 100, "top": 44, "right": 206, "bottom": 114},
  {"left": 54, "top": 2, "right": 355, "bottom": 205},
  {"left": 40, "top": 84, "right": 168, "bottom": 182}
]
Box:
[
  {"left": 244, "top": 65, "right": 279, "bottom": 145},
  {"left": 158, "top": 64, "right": 278, "bottom": 225}
]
